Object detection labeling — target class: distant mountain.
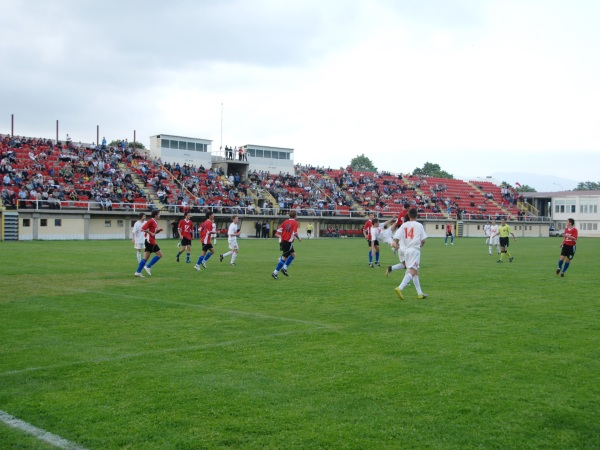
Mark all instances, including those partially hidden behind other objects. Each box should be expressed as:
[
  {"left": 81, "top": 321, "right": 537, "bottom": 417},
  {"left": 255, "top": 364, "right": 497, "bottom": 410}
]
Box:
[{"left": 460, "top": 172, "right": 578, "bottom": 192}]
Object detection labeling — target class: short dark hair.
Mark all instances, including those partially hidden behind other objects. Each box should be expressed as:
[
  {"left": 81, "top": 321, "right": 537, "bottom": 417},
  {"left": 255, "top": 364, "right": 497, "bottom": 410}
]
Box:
[
  {"left": 138, "top": 212, "right": 146, "bottom": 219},
  {"left": 206, "top": 211, "right": 214, "bottom": 219},
  {"left": 404, "top": 202, "right": 410, "bottom": 209},
  {"left": 408, "top": 208, "right": 418, "bottom": 219},
  {"left": 289, "top": 210, "right": 297, "bottom": 218},
  {"left": 568, "top": 218, "right": 575, "bottom": 225},
  {"left": 151, "top": 210, "right": 160, "bottom": 218}
]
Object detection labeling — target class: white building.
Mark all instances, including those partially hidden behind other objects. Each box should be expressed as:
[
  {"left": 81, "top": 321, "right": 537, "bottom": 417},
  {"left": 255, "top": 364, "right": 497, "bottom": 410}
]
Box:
[
  {"left": 239, "top": 144, "right": 294, "bottom": 174},
  {"left": 529, "top": 190, "right": 600, "bottom": 237},
  {"left": 149, "top": 134, "right": 213, "bottom": 167}
]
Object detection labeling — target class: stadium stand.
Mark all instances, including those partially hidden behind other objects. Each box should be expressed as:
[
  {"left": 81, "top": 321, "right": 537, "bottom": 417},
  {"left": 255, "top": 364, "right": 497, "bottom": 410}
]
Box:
[{"left": 1, "top": 133, "right": 522, "bottom": 220}]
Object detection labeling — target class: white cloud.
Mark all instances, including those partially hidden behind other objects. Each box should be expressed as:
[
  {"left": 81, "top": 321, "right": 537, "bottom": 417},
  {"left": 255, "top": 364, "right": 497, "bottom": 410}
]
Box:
[{"left": 1, "top": 0, "right": 599, "bottom": 188}]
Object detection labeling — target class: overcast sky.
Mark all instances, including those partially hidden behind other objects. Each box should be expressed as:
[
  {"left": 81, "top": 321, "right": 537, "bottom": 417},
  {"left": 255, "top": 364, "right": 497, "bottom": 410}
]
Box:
[{"left": 1, "top": 0, "right": 599, "bottom": 191}]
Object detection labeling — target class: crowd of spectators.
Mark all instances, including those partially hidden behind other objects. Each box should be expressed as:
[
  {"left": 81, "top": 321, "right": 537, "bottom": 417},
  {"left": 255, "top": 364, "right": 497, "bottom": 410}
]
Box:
[{"left": 2, "top": 133, "right": 522, "bottom": 220}]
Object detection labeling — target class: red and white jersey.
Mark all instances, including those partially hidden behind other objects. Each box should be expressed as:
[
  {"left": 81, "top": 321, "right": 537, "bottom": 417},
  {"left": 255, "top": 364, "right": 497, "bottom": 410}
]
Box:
[
  {"left": 141, "top": 218, "right": 159, "bottom": 245},
  {"left": 178, "top": 219, "right": 193, "bottom": 240},
  {"left": 363, "top": 219, "right": 373, "bottom": 240},
  {"left": 276, "top": 219, "right": 299, "bottom": 243},
  {"left": 394, "top": 220, "right": 427, "bottom": 252},
  {"left": 562, "top": 226, "right": 578, "bottom": 246},
  {"left": 199, "top": 219, "right": 214, "bottom": 245},
  {"left": 446, "top": 224, "right": 453, "bottom": 234}
]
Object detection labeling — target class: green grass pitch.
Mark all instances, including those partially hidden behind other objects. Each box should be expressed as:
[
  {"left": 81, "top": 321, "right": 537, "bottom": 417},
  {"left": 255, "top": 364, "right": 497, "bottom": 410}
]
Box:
[{"left": 1, "top": 236, "right": 599, "bottom": 449}]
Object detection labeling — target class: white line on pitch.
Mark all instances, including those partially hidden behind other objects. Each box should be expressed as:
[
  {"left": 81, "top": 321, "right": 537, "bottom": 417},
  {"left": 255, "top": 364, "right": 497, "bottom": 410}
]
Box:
[
  {"left": 106, "top": 292, "right": 338, "bottom": 329},
  {"left": 0, "top": 410, "right": 87, "bottom": 449}
]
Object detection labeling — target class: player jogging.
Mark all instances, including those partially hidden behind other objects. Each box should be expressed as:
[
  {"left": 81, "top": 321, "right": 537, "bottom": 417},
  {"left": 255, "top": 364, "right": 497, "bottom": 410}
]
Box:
[
  {"left": 444, "top": 222, "right": 454, "bottom": 245},
  {"left": 484, "top": 221, "right": 491, "bottom": 245},
  {"left": 220, "top": 215, "right": 240, "bottom": 265},
  {"left": 132, "top": 212, "right": 146, "bottom": 263},
  {"left": 556, "top": 218, "right": 578, "bottom": 277},
  {"left": 176, "top": 212, "right": 194, "bottom": 263},
  {"left": 391, "top": 208, "right": 427, "bottom": 300},
  {"left": 272, "top": 210, "right": 301, "bottom": 279},
  {"left": 488, "top": 219, "right": 500, "bottom": 256},
  {"left": 134, "top": 210, "right": 164, "bottom": 277},
  {"left": 195, "top": 211, "right": 217, "bottom": 271}
]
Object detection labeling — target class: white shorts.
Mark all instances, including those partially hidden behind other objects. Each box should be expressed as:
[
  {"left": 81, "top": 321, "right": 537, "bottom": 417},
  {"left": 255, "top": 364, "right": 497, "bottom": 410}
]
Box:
[
  {"left": 134, "top": 241, "right": 144, "bottom": 250},
  {"left": 228, "top": 238, "right": 238, "bottom": 250},
  {"left": 404, "top": 248, "right": 421, "bottom": 271},
  {"left": 396, "top": 250, "right": 405, "bottom": 263},
  {"left": 489, "top": 236, "right": 499, "bottom": 245}
]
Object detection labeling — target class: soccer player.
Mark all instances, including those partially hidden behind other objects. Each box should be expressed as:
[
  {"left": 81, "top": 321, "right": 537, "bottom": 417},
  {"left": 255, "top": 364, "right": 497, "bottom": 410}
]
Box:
[
  {"left": 396, "top": 202, "right": 410, "bottom": 227},
  {"left": 195, "top": 211, "right": 217, "bottom": 271},
  {"left": 363, "top": 212, "right": 380, "bottom": 267},
  {"left": 444, "top": 222, "right": 454, "bottom": 245},
  {"left": 496, "top": 217, "right": 516, "bottom": 263},
  {"left": 132, "top": 212, "right": 146, "bottom": 263},
  {"left": 271, "top": 210, "right": 301, "bottom": 279},
  {"left": 391, "top": 208, "right": 427, "bottom": 299},
  {"left": 488, "top": 219, "right": 501, "bottom": 256},
  {"left": 369, "top": 217, "right": 407, "bottom": 276},
  {"left": 484, "top": 220, "right": 491, "bottom": 245},
  {"left": 134, "top": 210, "right": 164, "bottom": 277},
  {"left": 176, "top": 212, "right": 193, "bottom": 263},
  {"left": 306, "top": 223, "right": 313, "bottom": 239},
  {"left": 556, "top": 218, "right": 578, "bottom": 277},
  {"left": 220, "top": 215, "right": 240, "bottom": 266}
]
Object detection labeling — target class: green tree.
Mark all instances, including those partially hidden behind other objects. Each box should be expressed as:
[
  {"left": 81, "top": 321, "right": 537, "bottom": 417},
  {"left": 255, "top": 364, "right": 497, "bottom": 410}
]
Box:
[
  {"left": 349, "top": 154, "right": 377, "bottom": 172},
  {"left": 108, "top": 140, "right": 146, "bottom": 150},
  {"left": 515, "top": 184, "right": 536, "bottom": 193},
  {"left": 412, "top": 162, "right": 453, "bottom": 179},
  {"left": 575, "top": 181, "right": 600, "bottom": 190}
]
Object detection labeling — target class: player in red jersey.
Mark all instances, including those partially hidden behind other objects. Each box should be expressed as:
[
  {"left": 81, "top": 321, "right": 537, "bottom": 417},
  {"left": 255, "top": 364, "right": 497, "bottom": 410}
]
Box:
[
  {"left": 556, "top": 218, "right": 578, "bottom": 277},
  {"left": 194, "top": 211, "right": 217, "bottom": 271},
  {"left": 444, "top": 222, "right": 454, "bottom": 245},
  {"left": 396, "top": 202, "right": 410, "bottom": 228},
  {"left": 271, "top": 210, "right": 301, "bottom": 279},
  {"left": 176, "top": 212, "right": 194, "bottom": 263},
  {"left": 363, "top": 212, "right": 380, "bottom": 268},
  {"left": 135, "top": 210, "right": 164, "bottom": 277}
]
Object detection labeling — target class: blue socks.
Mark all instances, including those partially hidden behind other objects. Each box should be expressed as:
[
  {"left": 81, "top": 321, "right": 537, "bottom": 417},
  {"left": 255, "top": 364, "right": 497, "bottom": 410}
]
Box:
[
  {"left": 136, "top": 259, "right": 147, "bottom": 273},
  {"left": 146, "top": 255, "right": 160, "bottom": 268}
]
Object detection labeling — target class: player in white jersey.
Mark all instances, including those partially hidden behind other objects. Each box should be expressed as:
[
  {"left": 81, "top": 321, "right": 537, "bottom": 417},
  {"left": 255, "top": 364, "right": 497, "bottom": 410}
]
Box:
[
  {"left": 488, "top": 219, "right": 500, "bottom": 256},
  {"left": 131, "top": 212, "right": 147, "bottom": 263},
  {"left": 370, "top": 217, "right": 407, "bottom": 276},
  {"left": 212, "top": 222, "right": 218, "bottom": 245},
  {"left": 484, "top": 221, "right": 491, "bottom": 245},
  {"left": 391, "top": 208, "right": 427, "bottom": 300},
  {"left": 220, "top": 216, "right": 240, "bottom": 265}
]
